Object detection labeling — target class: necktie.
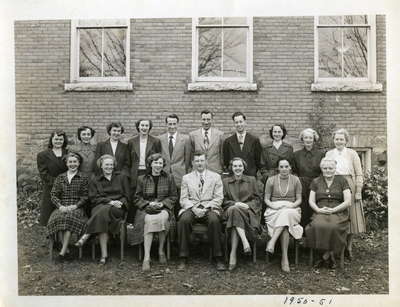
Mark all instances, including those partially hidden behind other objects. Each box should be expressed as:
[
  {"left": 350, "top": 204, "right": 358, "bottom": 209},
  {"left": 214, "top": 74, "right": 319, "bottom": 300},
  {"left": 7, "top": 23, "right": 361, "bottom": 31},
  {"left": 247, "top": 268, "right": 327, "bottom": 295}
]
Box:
[
  {"left": 200, "top": 174, "right": 205, "bottom": 192},
  {"left": 168, "top": 135, "right": 174, "bottom": 158},
  {"left": 204, "top": 130, "right": 209, "bottom": 150},
  {"left": 238, "top": 134, "right": 244, "bottom": 150}
]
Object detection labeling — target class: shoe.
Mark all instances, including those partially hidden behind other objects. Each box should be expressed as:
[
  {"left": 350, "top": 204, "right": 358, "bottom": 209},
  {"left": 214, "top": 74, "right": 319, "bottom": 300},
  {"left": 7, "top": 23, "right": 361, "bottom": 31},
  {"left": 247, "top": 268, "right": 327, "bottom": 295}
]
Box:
[
  {"left": 345, "top": 249, "right": 353, "bottom": 261},
  {"left": 99, "top": 257, "right": 108, "bottom": 265},
  {"left": 75, "top": 234, "right": 90, "bottom": 247},
  {"left": 142, "top": 260, "right": 151, "bottom": 271},
  {"left": 159, "top": 253, "right": 167, "bottom": 264},
  {"left": 228, "top": 263, "right": 237, "bottom": 271},
  {"left": 281, "top": 261, "right": 290, "bottom": 273},
  {"left": 55, "top": 254, "right": 65, "bottom": 263},
  {"left": 243, "top": 246, "right": 252, "bottom": 256},
  {"left": 216, "top": 261, "right": 227, "bottom": 271},
  {"left": 313, "top": 258, "right": 326, "bottom": 269},
  {"left": 178, "top": 259, "right": 187, "bottom": 271},
  {"left": 329, "top": 258, "right": 337, "bottom": 269},
  {"left": 266, "top": 241, "right": 274, "bottom": 254}
]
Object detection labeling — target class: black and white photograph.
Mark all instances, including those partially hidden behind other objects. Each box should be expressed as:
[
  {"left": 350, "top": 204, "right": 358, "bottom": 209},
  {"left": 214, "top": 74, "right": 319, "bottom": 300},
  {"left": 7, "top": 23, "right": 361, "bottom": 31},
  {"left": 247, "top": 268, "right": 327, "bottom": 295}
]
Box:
[{"left": 1, "top": 0, "right": 399, "bottom": 306}]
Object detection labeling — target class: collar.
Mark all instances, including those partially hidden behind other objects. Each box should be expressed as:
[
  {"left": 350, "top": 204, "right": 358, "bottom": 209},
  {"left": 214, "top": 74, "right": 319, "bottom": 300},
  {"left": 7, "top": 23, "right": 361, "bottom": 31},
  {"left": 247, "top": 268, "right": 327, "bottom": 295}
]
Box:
[
  {"left": 202, "top": 128, "right": 211, "bottom": 136},
  {"left": 236, "top": 131, "right": 247, "bottom": 139},
  {"left": 196, "top": 170, "right": 207, "bottom": 178},
  {"left": 227, "top": 175, "right": 250, "bottom": 183},
  {"left": 98, "top": 171, "right": 121, "bottom": 180},
  {"left": 109, "top": 139, "right": 119, "bottom": 144},
  {"left": 168, "top": 132, "right": 177, "bottom": 139}
]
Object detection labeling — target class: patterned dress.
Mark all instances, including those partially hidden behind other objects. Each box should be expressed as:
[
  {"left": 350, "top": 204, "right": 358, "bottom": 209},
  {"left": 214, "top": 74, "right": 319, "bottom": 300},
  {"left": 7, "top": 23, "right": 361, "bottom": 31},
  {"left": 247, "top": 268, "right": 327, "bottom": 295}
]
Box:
[
  {"left": 69, "top": 142, "right": 96, "bottom": 175},
  {"left": 46, "top": 171, "right": 89, "bottom": 237},
  {"left": 305, "top": 175, "right": 350, "bottom": 254},
  {"left": 264, "top": 174, "right": 303, "bottom": 239}
]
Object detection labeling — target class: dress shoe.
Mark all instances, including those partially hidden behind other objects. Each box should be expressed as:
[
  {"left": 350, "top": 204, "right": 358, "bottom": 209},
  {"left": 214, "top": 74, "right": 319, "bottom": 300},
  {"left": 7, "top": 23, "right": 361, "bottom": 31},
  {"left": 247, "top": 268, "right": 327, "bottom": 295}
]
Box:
[
  {"left": 243, "top": 246, "right": 252, "bottom": 256},
  {"left": 216, "top": 261, "right": 227, "bottom": 271},
  {"left": 329, "top": 258, "right": 337, "bottom": 269},
  {"left": 228, "top": 263, "right": 237, "bottom": 271},
  {"left": 178, "top": 259, "right": 187, "bottom": 271},
  {"left": 142, "top": 260, "right": 151, "bottom": 271},
  {"left": 99, "top": 257, "right": 108, "bottom": 265},
  {"left": 345, "top": 249, "right": 353, "bottom": 261},
  {"left": 55, "top": 254, "right": 65, "bottom": 263},
  {"left": 281, "top": 261, "right": 290, "bottom": 273},
  {"left": 75, "top": 234, "right": 90, "bottom": 247},
  {"left": 159, "top": 253, "right": 167, "bottom": 264}
]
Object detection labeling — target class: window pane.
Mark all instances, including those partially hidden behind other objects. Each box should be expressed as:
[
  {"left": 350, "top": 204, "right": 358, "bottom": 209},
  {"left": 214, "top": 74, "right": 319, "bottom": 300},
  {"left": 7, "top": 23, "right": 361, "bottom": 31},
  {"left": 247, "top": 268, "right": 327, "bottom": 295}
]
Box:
[
  {"left": 318, "top": 28, "right": 342, "bottom": 78},
  {"left": 319, "top": 16, "right": 341, "bottom": 25},
  {"left": 198, "top": 17, "right": 222, "bottom": 25},
  {"left": 343, "top": 28, "right": 368, "bottom": 77},
  {"left": 344, "top": 15, "right": 368, "bottom": 24},
  {"left": 79, "top": 28, "right": 102, "bottom": 77},
  {"left": 223, "top": 28, "right": 247, "bottom": 77},
  {"left": 198, "top": 28, "right": 222, "bottom": 77},
  {"left": 103, "top": 28, "right": 126, "bottom": 77},
  {"left": 223, "top": 17, "right": 247, "bottom": 25}
]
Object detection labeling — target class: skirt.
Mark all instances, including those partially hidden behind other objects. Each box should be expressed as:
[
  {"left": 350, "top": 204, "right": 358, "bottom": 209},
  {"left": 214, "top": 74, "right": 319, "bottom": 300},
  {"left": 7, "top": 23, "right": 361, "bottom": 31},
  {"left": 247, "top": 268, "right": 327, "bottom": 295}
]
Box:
[
  {"left": 343, "top": 175, "right": 366, "bottom": 234},
  {"left": 264, "top": 206, "right": 303, "bottom": 239},
  {"left": 144, "top": 210, "right": 170, "bottom": 235},
  {"left": 85, "top": 204, "right": 125, "bottom": 235},
  {"left": 46, "top": 207, "right": 87, "bottom": 237},
  {"left": 225, "top": 206, "right": 259, "bottom": 242}
]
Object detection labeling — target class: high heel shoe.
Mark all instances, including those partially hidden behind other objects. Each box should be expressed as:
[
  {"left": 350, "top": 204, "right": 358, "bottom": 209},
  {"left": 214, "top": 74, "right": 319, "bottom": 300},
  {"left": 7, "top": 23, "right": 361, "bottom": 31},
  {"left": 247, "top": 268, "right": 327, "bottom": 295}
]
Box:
[
  {"left": 345, "top": 248, "right": 353, "bottom": 261},
  {"left": 142, "top": 260, "right": 151, "bottom": 271},
  {"left": 99, "top": 257, "right": 108, "bottom": 265},
  {"left": 266, "top": 241, "right": 274, "bottom": 254},
  {"left": 281, "top": 261, "right": 290, "bottom": 273},
  {"left": 243, "top": 246, "right": 252, "bottom": 256},
  {"left": 228, "top": 263, "right": 237, "bottom": 271},
  {"left": 75, "top": 234, "right": 90, "bottom": 247}
]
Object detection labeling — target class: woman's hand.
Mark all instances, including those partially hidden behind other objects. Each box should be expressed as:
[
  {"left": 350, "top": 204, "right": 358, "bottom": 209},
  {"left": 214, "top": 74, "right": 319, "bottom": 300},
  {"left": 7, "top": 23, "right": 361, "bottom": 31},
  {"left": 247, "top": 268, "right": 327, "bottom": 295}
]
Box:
[
  {"left": 234, "top": 202, "right": 249, "bottom": 210},
  {"left": 109, "top": 200, "right": 122, "bottom": 208},
  {"left": 318, "top": 207, "right": 333, "bottom": 215},
  {"left": 66, "top": 205, "right": 77, "bottom": 212}
]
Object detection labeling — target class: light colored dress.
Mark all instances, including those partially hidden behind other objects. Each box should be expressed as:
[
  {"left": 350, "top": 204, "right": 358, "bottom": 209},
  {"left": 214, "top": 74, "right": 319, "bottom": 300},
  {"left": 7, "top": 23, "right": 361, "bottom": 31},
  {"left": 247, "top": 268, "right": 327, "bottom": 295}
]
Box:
[
  {"left": 264, "top": 174, "right": 303, "bottom": 239},
  {"left": 325, "top": 147, "right": 366, "bottom": 234}
]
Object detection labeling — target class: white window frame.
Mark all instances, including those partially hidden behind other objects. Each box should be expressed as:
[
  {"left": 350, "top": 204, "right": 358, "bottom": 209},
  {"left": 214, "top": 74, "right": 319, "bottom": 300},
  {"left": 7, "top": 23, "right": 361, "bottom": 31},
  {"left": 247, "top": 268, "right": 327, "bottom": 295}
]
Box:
[
  {"left": 188, "top": 17, "right": 257, "bottom": 91},
  {"left": 353, "top": 147, "right": 372, "bottom": 174},
  {"left": 312, "top": 15, "right": 382, "bottom": 92},
  {"left": 65, "top": 19, "right": 132, "bottom": 91}
]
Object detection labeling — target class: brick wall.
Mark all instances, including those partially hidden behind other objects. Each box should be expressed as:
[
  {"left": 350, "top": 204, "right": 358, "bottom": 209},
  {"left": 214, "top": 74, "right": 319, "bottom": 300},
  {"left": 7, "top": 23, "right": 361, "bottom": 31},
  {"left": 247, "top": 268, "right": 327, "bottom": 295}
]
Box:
[{"left": 14, "top": 16, "right": 386, "bottom": 169}]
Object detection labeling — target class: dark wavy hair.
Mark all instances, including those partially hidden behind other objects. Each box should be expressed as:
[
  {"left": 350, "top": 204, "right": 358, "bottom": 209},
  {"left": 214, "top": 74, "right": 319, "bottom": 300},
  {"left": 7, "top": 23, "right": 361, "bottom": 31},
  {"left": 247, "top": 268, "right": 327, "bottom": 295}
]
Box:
[
  {"left": 201, "top": 109, "right": 214, "bottom": 118},
  {"left": 231, "top": 111, "right": 246, "bottom": 121},
  {"left": 269, "top": 123, "right": 288, "bottom": 140},
  {"left": 106, "top": 122, "right": 124, "bottom": 135},
  {"left": 165, "top": 114, "right": 179, "bottom": 123},
  {"left": 228, "top": 157, "right": 248, "bottom": 174},
  {"left": 77, "top": 126, "right": 96, "bottom": 141},
  {"left": 146, "top": 153, "right": 166, "bottom": 170},
  {"left": 135, "top": 119, "right": 153, "bottom": 133},
  {"left": 47, "top": 130, "right": 68, "bottom": 149}
]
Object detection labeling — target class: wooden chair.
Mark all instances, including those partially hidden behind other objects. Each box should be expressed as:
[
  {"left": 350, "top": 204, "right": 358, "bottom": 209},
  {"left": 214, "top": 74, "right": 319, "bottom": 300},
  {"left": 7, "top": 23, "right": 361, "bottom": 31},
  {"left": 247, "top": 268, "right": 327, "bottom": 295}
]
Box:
[
  {"left": 309, "top": 246, "right": 345, "bottom": 269},
  {"left": 137, "top": 233, "right": 171, "bottom": 261},
  {"left": 49, "top": 233, "right": 82, "bottom": 261}
]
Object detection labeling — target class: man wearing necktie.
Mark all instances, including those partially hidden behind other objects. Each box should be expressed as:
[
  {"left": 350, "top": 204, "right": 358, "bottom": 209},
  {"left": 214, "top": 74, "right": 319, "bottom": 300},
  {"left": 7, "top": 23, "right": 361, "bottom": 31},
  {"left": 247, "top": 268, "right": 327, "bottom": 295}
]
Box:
[
  {"left": 222, "top": 111, "right": 262, "bottom": 177},
  {"left": 177, "top": 150, "right": 226, "bottom": 271}
]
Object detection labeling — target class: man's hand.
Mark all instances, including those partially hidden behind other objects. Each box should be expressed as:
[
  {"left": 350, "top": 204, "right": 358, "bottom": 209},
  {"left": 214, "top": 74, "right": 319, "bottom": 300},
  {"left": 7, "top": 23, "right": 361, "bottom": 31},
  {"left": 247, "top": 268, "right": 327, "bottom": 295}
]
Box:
[{"left": 192, "top": 207, "right": 207, "bottom": 218}]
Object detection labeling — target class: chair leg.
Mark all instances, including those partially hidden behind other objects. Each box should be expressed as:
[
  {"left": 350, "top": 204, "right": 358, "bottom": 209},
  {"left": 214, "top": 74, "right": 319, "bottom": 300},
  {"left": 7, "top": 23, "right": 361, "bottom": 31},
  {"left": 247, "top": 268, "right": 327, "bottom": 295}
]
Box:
[
  {"left": 78, "top": 246, "right": 82, "bottom": 259},
  {"left": 166, "top": 235, "right": 171, "bottom": 260},
  {"left": 309, "top": 248, "right": 313, "bottom": 266},
  {"left": 91, "top": 240, "right": 96, "bottom": 261},
  {"left": 224, "top": 229, "right": 229, "bottom": 263},
  {"left": 253, "top": 241, "right": 257, "bottom": 264},
  {"left": 120, "top": 227, "right": 126, "bottom": 262},
  {"left": 209, "top": 246, "right": 213, "bottom": 262},
  {"left": 138, "top": 244, "right": 143, "bottom": 261},
  {"left": 295, "top": 240, "right": 299, "bottom": 266},
  {"left": 340, "top": 246, "right": 345, "bottom": 269},
  {"left": 49, "top": 236, "right": 54, "bottom": 261}
]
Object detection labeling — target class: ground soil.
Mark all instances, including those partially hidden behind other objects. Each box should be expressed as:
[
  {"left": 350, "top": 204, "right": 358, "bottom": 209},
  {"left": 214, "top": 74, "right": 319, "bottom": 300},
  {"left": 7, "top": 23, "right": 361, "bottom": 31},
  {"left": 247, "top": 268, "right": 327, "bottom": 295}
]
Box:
[{"left": 17, "top": 224, "right": 388, "bottom": 295}]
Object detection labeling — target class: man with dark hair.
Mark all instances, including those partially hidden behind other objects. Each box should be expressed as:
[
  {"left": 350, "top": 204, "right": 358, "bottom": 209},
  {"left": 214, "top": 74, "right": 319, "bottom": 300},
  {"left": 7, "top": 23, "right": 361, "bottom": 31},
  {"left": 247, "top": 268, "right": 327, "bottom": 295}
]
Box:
[
  {"left": 158, "top": 114, "right": 191, "bottom": 189},
  {"left": 189, "top": 110, "right": 224, "bottom": 174},
  {"left": 177, "top": 150, "right": 226, "bottom": 271},
  {"left": 223, "top": 112, "right": 262, "bottom": 177}
]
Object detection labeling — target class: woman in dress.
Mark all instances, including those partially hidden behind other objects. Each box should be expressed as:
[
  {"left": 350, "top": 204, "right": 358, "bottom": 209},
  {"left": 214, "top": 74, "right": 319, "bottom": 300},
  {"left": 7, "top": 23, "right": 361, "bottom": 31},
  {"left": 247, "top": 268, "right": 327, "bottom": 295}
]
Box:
[
  {"left": 305, "top": 158, "right": 351, "bottom": 268},
  {"left": 264, "top": 158, "right": 302, "bottom": 272},
  {"left": 260, "top": 123, "right": 294, "bottom": 184},
  {"left": 75, "top": 154, "right": 131, "bottom": 264},
  {"left": 37, "top": 130, "right": 68, "bottom": 226},
  {"left": 47, "top": 152, "right": 89, "bottom": 262},
  {"left": 325, "top": 128, "right": 365, "bottom": 259},
  {"left": 93, "top": 122, "right": 129, "bottom": 175},
  {"left": 293, "top": 128, "right": 325, "bottom": 227},
  {"left": 131, "top": 153, "right": 178, "bottom": 271},
  {"left": 69, "top": 126, "right": 96, "bottom": 176},
  {"left": 222, "top": 157, "right": 262, "bottom": 271}
]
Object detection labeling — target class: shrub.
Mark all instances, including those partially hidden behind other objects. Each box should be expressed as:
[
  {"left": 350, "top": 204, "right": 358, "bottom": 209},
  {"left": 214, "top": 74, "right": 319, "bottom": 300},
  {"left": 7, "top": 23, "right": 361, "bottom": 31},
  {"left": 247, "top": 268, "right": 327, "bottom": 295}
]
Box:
[
  {"left": 17, "top": 159, "right": 42, "bottom": 228},
  {"left": 362, "top": 167, "right": 388, "bottom": 232}
]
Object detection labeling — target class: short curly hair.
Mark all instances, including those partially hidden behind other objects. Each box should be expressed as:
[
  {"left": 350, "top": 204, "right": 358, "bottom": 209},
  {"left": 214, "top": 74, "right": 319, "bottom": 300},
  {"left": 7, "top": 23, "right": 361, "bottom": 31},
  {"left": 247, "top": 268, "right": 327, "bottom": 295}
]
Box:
[
  {"left": 228, "top": 157, "right": 248, "bottom": 173},
  {"left": 106, "top": 122, "right": 124, "bottom": 135},
  {"left": 96, "top": 154, "right": 117, "bottom": 169},
  {"left": 299, "top": 128, "right": 319, "bottom": 142},
  {"left": 77, "top": 126, "right": 96, "bottom": 141},
  {"left": 332, "top": 128, "right": 350, "bottom": 143},
  {"left": 47, "top": 130, "right": 68, "bottom": 149},
  {"left": 135, "top": 119, "right": 153, "bottom": 133},
  {"left": 269, "top": 123, "right": 287, "bottom": 140}
]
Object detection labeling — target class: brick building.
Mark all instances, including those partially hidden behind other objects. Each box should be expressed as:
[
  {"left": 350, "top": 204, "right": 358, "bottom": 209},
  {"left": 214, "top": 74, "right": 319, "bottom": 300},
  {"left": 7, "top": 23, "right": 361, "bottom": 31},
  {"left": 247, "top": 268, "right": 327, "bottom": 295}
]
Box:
[{"left": 14, "top": 16, "right": 386, "bottom": 172}]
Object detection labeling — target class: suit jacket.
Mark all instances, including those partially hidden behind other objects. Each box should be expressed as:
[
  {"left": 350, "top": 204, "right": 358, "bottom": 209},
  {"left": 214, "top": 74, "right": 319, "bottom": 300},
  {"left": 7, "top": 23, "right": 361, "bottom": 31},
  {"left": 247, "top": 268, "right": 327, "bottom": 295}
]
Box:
[
  {"left": 127, "top": 135, "right": 161, "bottom": 187},
  {"left": 189, "top": 127, "right": 224, "bottom": 174},
  {"left": 93, "top": 139, "right": 130, "bottom": 175},
  {"left": 222, "top": 175, "right": 262, "bottom": 228},
  {"left": 222, "top": 132, "right": 262, "bottom": 176},
  {"left": 179, "top": 169, "right": 223, "bottom": 216},
  {"left": 158, "top": 132, "right": 191, "bottom": 187},
  {"left": 260, "top": 141, "right": 294, "bottom": 181}
]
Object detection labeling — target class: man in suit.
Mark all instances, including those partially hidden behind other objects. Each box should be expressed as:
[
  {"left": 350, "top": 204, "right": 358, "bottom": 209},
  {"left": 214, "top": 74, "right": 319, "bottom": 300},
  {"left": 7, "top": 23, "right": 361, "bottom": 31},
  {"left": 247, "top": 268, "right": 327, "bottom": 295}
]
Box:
[
  {"left": 222, "top": 112, "right": 262, "bottom": 177},
  {"left": 177, "top": 151, "right": 226, "bottom": 271},
  {"left": 158, "top": 114, "right": 191, "bottom": 189},
  {"left": 189, "top": 110, "right": 224, "bottom": 174},
  {"left": 93, "top": 122, "right": 130, "bottom": 175}
]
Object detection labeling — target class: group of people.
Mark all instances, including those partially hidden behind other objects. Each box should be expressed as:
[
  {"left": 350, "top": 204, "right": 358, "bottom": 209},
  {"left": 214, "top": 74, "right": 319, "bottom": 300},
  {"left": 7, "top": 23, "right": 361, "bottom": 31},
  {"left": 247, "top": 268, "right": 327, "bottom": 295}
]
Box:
[{"left": 37, "top": 110, "right": 366, "bottom": 273}]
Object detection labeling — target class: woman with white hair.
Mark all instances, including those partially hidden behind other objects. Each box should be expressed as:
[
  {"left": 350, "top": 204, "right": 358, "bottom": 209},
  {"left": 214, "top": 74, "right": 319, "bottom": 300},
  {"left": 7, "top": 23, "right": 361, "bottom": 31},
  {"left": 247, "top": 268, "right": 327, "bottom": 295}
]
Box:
[
  {"left": 325, "top": 128, "right": 365, "bottom": 259},
  {"left": 293, "top": 128, "right": 325, "bottom": 227},
  {"left": 305, "top": 158, "right": 351, "bottom": 268}
]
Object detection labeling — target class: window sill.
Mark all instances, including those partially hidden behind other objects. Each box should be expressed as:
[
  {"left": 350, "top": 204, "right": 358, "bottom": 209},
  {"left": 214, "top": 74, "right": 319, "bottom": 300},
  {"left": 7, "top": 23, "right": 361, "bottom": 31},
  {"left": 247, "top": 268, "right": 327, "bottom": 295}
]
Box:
[
  {"left": 64, "top": 82, "right": 133, "bottom": 92},
  {"left": 311, "top": 82, "right": 383, "bottom": 92},
  {"left": 187, "top": 82, "right": 258, "bottom": 92}
]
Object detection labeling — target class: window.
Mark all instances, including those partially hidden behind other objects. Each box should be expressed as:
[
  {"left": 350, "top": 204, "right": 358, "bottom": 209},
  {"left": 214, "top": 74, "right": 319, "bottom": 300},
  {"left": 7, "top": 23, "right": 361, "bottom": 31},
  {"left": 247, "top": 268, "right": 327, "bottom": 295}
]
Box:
[
  {"left": 65, "top": 19, "right": 132, "bottom": 91},
  {"left": 354, "top": 147, "right": 372, "bottom": 174},
  {"left": 188, "top": 17, "right": 257, "bottom": 91},
  {"left": 312, "top": 15, "right": 382, "bottom": 92}
]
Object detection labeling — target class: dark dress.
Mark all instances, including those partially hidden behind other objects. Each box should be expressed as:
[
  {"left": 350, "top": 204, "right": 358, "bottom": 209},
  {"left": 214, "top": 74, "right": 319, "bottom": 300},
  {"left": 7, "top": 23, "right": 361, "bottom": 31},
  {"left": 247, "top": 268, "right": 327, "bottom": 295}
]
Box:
[
  {"left": 37, "top": 148, "right": 68, "bottom": 226},
  {"left": 305, "top": 175, "right": 350, "bottom": 254},
  {"left": 293, "top": 147, "right": 325, "bottom": 227},
  {"left": 260, "top": 141, "right": 294, "bottom": 183},
  {"left": 129, "top": 171, "right": 178, "bottom": 245},
  {"left": 222, "top": 175, "right": 262, "bottom": 241},
  {"left": 47, "top": 171, "right": 89, "bottom": 237},
  {"left": 86, "top": 172, "right": 131, "bottom": 234}
]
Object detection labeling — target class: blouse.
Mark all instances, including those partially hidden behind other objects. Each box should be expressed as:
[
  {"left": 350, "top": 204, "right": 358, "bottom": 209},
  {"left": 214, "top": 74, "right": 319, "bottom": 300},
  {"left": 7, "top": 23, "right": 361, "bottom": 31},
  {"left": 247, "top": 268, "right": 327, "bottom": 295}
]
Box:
[
  {"left": 265, "top": 174, "right": 302, "bottom": 202},
  {"left": 293, "top": 147, "right": 325, "bottom": 179}
]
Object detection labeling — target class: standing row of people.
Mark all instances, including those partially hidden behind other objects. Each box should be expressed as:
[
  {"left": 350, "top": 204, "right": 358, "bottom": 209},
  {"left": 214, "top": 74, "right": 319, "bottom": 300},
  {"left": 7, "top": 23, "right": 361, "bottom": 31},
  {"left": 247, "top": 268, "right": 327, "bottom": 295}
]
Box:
[{"left": 36, "top": 110, "right": 365, "bottom": 270}]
